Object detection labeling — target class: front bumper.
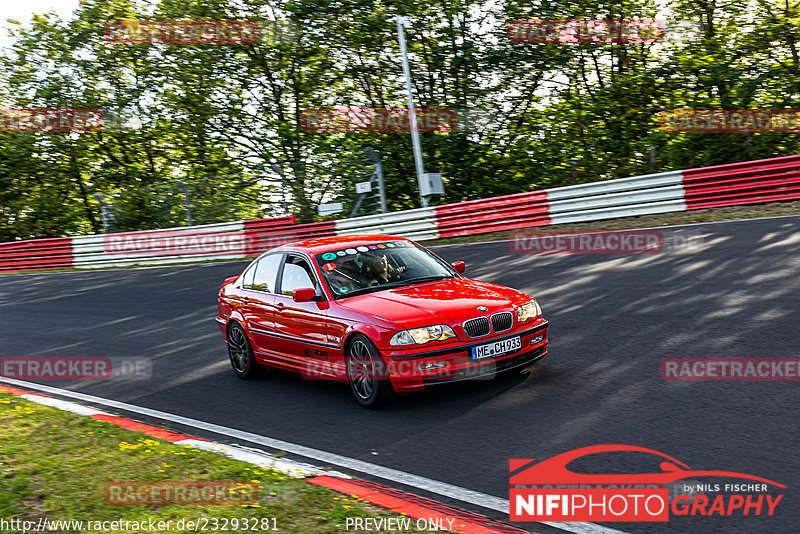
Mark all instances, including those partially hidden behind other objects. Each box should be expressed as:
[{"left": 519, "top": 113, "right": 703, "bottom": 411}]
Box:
[{"left": 383, "top": 318, "right": 548, "bottom": 391}]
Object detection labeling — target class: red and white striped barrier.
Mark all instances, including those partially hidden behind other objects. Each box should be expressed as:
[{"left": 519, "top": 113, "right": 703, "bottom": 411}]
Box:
[
  {"left": 682, "top": 154, "right": 800, "bottom": 209},
  {"left": 2, "top": 154, "right": 799, "bottom": 273},
  {"left": 0, "top": 236, "right": 73, "bottom": 273},
  {"left": 71, "top": 221, "right": 249, "bottom": 269}
]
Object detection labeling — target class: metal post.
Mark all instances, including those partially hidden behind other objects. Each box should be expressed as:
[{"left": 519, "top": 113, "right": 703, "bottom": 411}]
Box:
[
  {"left": 364, "top": 147, "right": 387, "bottom": 213},
  {"left": 649, "top": 146, "right": 657, "bottom": 173},
  {"left": 270, "top": 163, "right": 289, "bottom": 215},
  {"left": 174, "top": 181, "right": 192, "bottom": 226},
  {"left": 391, "top": 15, "right": 429, "bottom": 207},
  {"left": 92, "top": 193, "right": 110, "bottom": 233}
]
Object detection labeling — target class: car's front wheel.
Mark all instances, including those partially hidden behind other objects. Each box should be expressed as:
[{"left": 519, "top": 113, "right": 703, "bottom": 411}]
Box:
[
  {"left": 227, "top": 322, "right": 260, "bottom": 379},
  {"left": 346, "top": 334, "right": 394, "bottom": 408}
]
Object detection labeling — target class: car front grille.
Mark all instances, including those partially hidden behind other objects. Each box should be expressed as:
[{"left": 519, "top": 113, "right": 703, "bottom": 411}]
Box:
[
  {"left": 463, "top": 317, "right": 490, "bottom": 338},
  {"left": 491, "top": 312, "right": 513, "bottom": 333}
]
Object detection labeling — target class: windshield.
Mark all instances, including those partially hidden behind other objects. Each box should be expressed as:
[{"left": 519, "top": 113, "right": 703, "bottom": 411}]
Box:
[{"left": 314, "top": 240, "right": 457, "bottom": 298}]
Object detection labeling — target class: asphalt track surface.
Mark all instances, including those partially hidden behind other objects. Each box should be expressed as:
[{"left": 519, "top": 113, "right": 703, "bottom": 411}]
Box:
[{"left": 2, "top": 216, "right": 799, "bottom": 534}]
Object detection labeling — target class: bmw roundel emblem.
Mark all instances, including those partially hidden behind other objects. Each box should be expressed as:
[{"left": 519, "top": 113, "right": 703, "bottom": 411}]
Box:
[{"left": 477, "top": 306, "right": 488, "bottom": 312}]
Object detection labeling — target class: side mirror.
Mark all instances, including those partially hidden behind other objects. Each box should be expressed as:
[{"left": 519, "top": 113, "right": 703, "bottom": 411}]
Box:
[
  {"left": 292, "top": 287, "right": 317, "bottom": 302},
  {"left": 452, "top": 261, "right": 466, "bottom": 274}
]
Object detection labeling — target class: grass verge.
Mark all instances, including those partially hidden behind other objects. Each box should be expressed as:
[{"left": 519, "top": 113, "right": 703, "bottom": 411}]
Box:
[{"left": 0, "top": 393, "right": 403, "bottom": 533}]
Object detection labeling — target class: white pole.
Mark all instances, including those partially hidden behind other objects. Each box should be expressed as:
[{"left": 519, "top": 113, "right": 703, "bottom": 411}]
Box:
[{"left": 391, "top": 15, "right": 429, "bottom": 208}]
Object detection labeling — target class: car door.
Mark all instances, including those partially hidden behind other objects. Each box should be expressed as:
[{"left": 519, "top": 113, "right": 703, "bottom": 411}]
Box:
[
  {"left": 240, "top": 253, "right": 283, "bottom": 363},
  {"left": 272, "top": 253, "right": 332, "bottom": 371}
]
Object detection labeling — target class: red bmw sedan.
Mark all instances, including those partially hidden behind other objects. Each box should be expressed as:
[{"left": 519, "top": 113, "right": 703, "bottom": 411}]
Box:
[{"left": 216, "top": 235, "right": 548, "bottom": 407}]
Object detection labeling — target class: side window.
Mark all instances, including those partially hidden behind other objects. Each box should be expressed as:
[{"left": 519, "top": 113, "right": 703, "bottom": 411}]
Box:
[
  {"left": 250, "top": 254, "right": 282, "bottom": 293},
  {"left": 280, "top": 256, "right": 316, "bottom": 296},
  {"left": 241, "top": 263, "right": 256, "bottom": 289}
]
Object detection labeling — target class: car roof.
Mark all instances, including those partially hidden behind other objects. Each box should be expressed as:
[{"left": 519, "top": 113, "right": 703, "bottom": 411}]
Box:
[{"left": 273, "top": 234, "right": 413, "bottom": 255}]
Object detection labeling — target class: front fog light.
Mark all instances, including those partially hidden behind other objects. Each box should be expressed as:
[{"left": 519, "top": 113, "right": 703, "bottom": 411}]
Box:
[{"left": 530, "top": 335, "right": 544, "bottom": 345}]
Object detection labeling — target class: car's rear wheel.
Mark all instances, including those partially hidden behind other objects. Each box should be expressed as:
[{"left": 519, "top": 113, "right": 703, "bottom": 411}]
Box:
[
  {"left": 227, "top": 322, "right": 260, "bottom": 379},
  {"left": 346, "top": 334, "right": 393, "bottom": 408}
]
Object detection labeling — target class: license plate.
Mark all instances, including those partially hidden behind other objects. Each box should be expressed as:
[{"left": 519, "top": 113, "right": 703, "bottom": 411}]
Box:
[{"left": 470, "top": 336, "right": 521, "bottom": 360}]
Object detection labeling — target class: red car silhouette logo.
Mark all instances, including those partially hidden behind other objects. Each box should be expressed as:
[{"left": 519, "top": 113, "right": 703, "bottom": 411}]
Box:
[{"left": 510, "top": 444, "right": 785, "bottom": 487}]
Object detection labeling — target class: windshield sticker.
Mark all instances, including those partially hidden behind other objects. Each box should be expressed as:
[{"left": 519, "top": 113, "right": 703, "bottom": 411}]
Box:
[
  {"left": 357, "top": 246, "right": 369, "bottom": 252},
  {"left": 345, "top": 248, "right": 357, "bottom": 254},
  {"left": 377, "top": 244, "right": 386, "bottom": 249},
  {"left": 368, "top": 245, "right": 378, "bottom": 249},
  {"left": 321, "top": 252, "right": 337, "bottom": 260},
  {"left": 336, "top": 250, "right": 346, "bottom": 256},
  {"left": 386, "top": 243, "right": 395, "bottom": 247},
  {"left": 323, "top": 263, "right": 336, "bottom": 271},
  {"left": 339, "top": 286, "right": 349, "bottom": 293}
]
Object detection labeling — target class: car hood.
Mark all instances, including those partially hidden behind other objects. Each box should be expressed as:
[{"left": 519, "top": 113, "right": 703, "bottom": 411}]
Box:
[{"left": 336, "top": 277, "right": 534, "bottom": 329}]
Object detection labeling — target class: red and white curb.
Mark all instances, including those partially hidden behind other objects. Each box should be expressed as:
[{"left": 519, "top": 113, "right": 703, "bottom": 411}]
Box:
[{"left": 0, "top": 382, "right": 535, "bottom": 534}]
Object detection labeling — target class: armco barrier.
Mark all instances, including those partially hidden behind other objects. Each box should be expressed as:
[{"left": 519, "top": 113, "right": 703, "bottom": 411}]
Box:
[
  {"left": 333, "top": 207, "right": 439, "bottom": 240},
  {"left": 435, "top": 191, "right": 549, "bottom": 238},
  {"left": 0, "top": 237, "right": 72, "bottom": 273},
  {"left": 546, "top": 170, "right": 687, "bottom": 225},
  {"left": 71, "top": 221, "right": 249, "bottom": 269},
  {"left": 682, "top": 154, "right": 800, "bottom": 210},
  {"left": 245, "top": 218, "right": 337, "bottom": 255},
  {"left": 1, "top": 154, "right": 799, "bottom": 273}
]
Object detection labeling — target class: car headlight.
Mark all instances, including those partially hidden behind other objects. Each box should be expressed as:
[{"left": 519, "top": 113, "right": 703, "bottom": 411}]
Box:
[
  {"left": 517, "top": 300, "right": 542, "bottom": 322},
  {"left": 390, "top": 325, "right": 457, "bottom": 346}
]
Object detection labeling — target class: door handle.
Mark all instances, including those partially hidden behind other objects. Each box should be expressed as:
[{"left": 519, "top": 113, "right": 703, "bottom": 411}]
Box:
[{"left": 276, "top": 302, "right": 285, "bottom": 310}]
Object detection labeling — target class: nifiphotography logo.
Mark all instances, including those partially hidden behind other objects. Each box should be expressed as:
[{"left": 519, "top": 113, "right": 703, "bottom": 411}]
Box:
[{"left": 509, "top": 445, "right": 785, "bottom": 522}]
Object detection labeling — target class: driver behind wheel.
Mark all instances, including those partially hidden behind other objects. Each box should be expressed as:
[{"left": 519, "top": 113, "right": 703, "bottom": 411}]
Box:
[{"left": 362, "top": 253, "right": 406, "bottom": 285}]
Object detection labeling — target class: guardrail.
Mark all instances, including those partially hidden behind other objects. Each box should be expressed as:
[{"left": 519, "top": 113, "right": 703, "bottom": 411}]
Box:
[
  {"left": 0, "top": 237, "right": 72, "bottom": 273},
  {"left": 2, "top": 154, "right": 799, "bottom": 273},
  {"left": 546, "top": 170, "right": 688, "bottom": 225},
  {"left": 682, "top": 154, "right": 800, "bottom": 209},
  {"left": 70, "top": 222, "right": 249, "bottom": 270},
  {"left": 243, "top": 217, "right": 335, "bottom": 256},
  {"left": 333, "top": 207, "right": 439, "bottom": 241},
  {"left": 435, "top": 192, "right": 549, "bottom": 238}
]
